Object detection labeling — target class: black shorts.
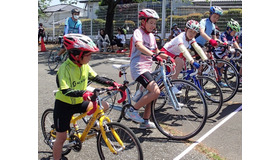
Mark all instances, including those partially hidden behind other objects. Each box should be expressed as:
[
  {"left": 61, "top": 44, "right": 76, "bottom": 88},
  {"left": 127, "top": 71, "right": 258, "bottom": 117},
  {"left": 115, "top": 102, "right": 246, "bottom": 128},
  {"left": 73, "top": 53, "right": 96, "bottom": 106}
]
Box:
[
  {"left": 53, "top": 100, "right": 89, "bottom": 132},
  {"left": 135, "top": 71, "right": 154, "bottom": 88}
]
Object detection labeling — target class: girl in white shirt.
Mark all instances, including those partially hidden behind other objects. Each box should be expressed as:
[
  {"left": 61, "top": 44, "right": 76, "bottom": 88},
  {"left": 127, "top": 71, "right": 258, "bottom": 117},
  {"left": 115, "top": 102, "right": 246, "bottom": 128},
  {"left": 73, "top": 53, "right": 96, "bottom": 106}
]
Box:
[
  {"left": 160, "top": 20, "right": 208, "bottom": 79},
  {"left": 127, "top": 9, "right": 172, "bottom": 129}
]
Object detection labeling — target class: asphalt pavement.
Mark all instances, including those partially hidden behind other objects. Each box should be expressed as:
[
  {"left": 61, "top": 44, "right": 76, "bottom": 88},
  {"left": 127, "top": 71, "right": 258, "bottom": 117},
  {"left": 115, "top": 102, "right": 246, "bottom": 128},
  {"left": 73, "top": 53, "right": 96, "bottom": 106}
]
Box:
[{"left": 38, "top": 51, "right": 242, "bottom": 160}]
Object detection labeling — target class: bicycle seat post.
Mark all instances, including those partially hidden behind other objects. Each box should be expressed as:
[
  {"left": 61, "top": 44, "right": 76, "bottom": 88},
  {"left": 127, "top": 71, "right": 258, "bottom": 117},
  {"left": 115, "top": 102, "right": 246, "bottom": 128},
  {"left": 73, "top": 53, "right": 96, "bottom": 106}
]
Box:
[{"left": 112, "top": 64, "right": 130, "bottom": 81}]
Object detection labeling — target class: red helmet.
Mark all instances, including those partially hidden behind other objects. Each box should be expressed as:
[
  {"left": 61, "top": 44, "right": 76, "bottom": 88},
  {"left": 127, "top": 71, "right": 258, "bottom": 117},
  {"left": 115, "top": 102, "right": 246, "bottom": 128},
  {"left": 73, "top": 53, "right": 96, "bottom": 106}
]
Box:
[
  {"left": 63, "top": 34, "right": 99, "bottom": 61},
  {"left": 138, "top": 9, "right": 159, "bottom": 20}
]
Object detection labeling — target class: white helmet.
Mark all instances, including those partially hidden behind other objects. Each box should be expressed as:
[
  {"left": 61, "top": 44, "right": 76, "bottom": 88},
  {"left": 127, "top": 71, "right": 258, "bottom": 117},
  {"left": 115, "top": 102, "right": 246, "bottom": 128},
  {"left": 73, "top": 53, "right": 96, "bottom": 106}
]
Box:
[{"left": 138, "top": 9, "right": 159, "bottom": 20}]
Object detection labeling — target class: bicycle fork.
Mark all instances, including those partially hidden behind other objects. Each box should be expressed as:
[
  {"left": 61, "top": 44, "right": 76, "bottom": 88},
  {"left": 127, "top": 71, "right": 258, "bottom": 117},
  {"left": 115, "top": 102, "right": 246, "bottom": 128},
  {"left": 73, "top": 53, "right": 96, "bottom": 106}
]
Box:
[
  {"left": 99, "top": 116, "right": 125, "bottom": 154},
  {"left": 160, "top": 67, "right": 182, "bottom": 111}
]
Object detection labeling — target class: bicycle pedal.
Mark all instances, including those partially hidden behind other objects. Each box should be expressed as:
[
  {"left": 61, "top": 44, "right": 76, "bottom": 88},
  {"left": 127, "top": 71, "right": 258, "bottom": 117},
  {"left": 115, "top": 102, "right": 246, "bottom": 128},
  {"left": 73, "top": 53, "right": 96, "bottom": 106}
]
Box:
[{"left": 51, "top": 124, "right": 55, "bottom": 129}]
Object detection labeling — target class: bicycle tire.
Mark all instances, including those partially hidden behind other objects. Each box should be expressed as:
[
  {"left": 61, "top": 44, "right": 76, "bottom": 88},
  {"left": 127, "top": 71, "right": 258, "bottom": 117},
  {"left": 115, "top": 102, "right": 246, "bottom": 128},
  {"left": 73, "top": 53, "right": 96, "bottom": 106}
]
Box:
[
  {"left": 96, "top": 122, "right": 143, "bottom": 160},
  {"left": 151, "top": 79, "right": 207, "bottom": 140},
  {"left": 196, "top": 75, "right": 223, "bottom": 118},
  {"left": 216, "top": 59, "right": 240, "bottom": 102},
  {"left": 41, "top": 108, "right": 72, "bottom": 155},
  {"left": 48, "top": 49, "right": 60, "bottom": 71}
]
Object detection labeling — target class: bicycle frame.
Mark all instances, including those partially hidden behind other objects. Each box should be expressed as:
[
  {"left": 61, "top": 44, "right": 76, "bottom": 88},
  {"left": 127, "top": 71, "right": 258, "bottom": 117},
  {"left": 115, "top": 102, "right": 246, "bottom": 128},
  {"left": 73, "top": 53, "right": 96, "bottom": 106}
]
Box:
[
  {"left": 152, "top": 61, "right": 182, "bottom": 111},
  {"left": 181, "top": 68, "right": 202, "bottom": 90},
  {"left": 105, "top": 60, "right": 182, "bottom": 116},
  {"left": 49, "top": 96, "right": 125, "bottom": 154}
]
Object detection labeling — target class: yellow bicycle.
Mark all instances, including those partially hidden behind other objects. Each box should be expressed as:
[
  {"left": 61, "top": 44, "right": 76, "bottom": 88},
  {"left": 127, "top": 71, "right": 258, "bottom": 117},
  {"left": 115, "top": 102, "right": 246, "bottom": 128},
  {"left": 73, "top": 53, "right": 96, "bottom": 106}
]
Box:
[{"left": 41, "top": 87, "right": 143, "bottom": 160}]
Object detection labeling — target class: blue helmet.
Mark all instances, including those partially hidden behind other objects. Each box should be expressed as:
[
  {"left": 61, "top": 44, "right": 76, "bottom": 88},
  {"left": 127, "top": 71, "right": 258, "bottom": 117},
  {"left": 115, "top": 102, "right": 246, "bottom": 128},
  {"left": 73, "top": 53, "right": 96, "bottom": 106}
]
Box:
[{"left": 210, "top": 6, "right": 223, "bottom": 16}]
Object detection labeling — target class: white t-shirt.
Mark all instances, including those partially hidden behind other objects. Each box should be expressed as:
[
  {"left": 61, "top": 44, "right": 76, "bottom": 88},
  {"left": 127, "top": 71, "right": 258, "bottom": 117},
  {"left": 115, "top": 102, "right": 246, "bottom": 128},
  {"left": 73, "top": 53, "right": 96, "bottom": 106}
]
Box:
[
  {"left": 130, "top": 28, "right": 158, "bottom": 80},
  {"left": 116, "top": 34, "right": 126, "bottom": 44},
  {"left": 163, "top": 32, "right": 195, "bottom": 55}
]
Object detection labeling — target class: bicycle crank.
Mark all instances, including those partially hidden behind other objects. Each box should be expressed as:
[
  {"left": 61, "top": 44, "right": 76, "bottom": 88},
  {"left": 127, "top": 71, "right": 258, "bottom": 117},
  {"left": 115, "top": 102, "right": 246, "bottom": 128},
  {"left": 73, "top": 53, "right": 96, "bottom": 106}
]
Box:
[{"left": 64, "top": 135, "right": 82, "bottom": 152}]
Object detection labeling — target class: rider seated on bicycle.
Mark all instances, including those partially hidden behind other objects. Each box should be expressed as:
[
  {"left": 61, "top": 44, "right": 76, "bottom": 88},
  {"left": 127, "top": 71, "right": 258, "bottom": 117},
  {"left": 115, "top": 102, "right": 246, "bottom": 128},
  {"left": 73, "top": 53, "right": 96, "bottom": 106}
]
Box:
[
  {"left": 56, "top": 9, "right": 82, "bottom": 61},
  {"left": 189, "top": 6, "right": 229, "bottom": 87},
  {"left": 127, "top": 8, "right": 174, "bottom": 129},
  {"left": 190, "top": 6, "right": 223, "bottom": 59},
  {"left": 194, "top": 6, "right": 223, "bottom": 48},
  {"left": 160, "top": 20, "right": 208, "bottom": 85},
  {"left": 53, "top": 34, "right": 121, "bottom": 160},
  {"left": 215, "top": 18, "right": 242, "bottom": 82}
]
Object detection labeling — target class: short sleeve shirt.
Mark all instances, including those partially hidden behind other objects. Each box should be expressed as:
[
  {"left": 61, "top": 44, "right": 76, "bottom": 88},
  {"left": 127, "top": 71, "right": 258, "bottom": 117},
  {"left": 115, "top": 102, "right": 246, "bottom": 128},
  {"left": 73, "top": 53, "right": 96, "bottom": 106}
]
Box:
[
  {"left": 196, "top": 18, "right": 216, "bottom": 46},
  {"left": 130, "top": 28, "right": 158, "bottom": 80},
  {"left": 163, "top": 32, "right": 195, "bottom": 55},
  {"left": 65, "top": 17, "right": 82, "bottom": 34},
  {"left": 55, "top": 59, "right": 97, "bottom": 104}
]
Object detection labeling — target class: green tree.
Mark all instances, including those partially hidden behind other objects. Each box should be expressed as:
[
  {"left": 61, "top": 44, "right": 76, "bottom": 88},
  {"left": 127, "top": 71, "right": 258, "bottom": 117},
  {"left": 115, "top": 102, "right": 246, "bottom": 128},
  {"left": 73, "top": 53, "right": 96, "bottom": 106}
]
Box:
[
  {"left": 38, "top": 0, "right": 78, "bottom": 19},
  {"left": 38, "top": 0, "right": 52, "bottom": 19}
]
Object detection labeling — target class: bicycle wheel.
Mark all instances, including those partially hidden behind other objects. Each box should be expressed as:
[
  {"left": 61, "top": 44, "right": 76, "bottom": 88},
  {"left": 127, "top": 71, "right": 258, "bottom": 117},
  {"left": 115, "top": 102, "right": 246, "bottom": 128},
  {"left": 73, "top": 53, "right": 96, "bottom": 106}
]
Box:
[
  {"left": 41, "top": 108, "right": 72, "bottom": 155},
  {"left": 216, "top": 59, "right": 240, "bottom": 102},
  {"left": 96, "top": 122, "right": 143, "bottom": 160},
  {"left": 197, "top": 75, "right": 223, "bottom": 118},
  {"left": 48, "top": 48, "right": 60, "bottom": 71},
  {"left": 151, "top": 79, "right": 207, "bottom": 140}
]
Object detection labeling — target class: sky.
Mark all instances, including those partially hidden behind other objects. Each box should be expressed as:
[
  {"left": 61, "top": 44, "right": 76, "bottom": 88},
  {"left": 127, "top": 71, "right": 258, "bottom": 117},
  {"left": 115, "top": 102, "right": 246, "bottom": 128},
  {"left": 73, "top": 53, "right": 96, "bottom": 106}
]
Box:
[{"left": 49, "top": 0, "right": 85, "bottom": 8}]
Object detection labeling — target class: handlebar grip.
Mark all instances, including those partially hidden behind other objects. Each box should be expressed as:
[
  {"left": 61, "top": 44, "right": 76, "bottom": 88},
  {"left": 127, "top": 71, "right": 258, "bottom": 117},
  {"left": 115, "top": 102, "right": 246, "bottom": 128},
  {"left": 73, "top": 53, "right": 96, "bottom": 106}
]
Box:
[
  {"left": 117, "top": 89, "right": 127, "bottom": 103},
  {"left": 87, "top": 101, "right": 97, "bottom": 115}
]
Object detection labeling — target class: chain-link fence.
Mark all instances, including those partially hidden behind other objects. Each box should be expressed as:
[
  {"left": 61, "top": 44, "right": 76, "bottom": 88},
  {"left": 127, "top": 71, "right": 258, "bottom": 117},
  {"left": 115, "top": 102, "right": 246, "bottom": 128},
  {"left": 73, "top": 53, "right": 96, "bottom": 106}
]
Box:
[{"left": 45, "top": 0, "right": 242, "bottom": 43}]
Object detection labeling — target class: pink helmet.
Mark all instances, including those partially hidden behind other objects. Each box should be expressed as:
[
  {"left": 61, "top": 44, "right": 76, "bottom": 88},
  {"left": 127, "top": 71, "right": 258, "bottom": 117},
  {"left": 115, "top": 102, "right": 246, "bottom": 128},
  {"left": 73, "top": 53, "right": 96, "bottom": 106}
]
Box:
[
  {"left": 63, "top": 34, "right": 99, "bottom": 61},
  {"left": 63, "top": 34, "right": 99, "bottom": 52},
  {"left": 138, "top": 9, "right": 159, "bottom": 20}
]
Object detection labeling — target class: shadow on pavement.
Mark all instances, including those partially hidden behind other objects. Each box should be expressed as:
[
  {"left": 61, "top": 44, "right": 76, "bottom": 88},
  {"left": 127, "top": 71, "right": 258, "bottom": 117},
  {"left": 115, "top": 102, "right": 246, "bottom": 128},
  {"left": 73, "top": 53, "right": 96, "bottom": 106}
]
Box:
[
  {"left": 215, "top": 103, "right": 242, "bottom": 120},
  {"left": 130, "top": 127, "right": 194, "bottom": 145},
  {"left": 38, "top": 151, "right": 68, "bottom": 160}
]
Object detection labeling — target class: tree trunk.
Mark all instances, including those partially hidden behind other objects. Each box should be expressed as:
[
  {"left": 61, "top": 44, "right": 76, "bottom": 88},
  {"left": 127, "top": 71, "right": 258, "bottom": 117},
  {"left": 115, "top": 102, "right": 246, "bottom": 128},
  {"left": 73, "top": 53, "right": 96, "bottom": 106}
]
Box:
[{"left": 105, "top": 1, "right": 119, "bottom": 41}]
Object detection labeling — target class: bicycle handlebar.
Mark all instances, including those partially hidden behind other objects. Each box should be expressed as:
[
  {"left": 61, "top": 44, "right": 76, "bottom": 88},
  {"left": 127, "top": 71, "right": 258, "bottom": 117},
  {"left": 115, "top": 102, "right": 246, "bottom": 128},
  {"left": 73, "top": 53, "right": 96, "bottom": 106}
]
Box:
[{"left": 87, "top": 82, "right": 128, "bottom": 115}]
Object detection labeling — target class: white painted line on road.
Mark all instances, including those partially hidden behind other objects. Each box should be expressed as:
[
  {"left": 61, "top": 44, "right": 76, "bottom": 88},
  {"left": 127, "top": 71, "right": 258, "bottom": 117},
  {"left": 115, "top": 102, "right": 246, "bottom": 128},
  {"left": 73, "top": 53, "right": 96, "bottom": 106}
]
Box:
[
  {"left": 174, "top": 105, "right": 242, "bottom": 160},
  {"left": 108, "top": 58, "right": 130, "bottom": 63}
]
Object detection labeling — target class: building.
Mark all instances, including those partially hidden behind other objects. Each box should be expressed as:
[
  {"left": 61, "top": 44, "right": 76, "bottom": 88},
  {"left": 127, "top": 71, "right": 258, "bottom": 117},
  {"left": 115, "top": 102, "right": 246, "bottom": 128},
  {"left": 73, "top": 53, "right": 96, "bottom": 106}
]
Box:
[{"left": 39, "top": 4, "right": 85, "bottom": 29}]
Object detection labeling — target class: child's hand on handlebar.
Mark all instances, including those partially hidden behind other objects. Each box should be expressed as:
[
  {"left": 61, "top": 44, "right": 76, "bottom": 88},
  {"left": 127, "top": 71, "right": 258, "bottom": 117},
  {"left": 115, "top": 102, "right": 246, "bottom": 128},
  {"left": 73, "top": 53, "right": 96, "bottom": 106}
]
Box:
[
  {"left": 209, "top": 39, "right": 218, "bottom": 47},
  {"left": 152, "top": 54, "right": 163, "bottom": 62},
  {"left": 83, "top": 91, "right": 93, "bottom": 101}
]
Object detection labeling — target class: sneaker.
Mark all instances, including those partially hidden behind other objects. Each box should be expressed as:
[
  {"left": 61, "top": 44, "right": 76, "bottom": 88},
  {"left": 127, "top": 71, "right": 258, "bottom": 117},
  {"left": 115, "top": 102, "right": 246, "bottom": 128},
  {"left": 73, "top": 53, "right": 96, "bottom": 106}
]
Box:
[
  {"left": 204, "top": 91, "right": 212, "bottom": 97},
  {"left": 139, "top": 120, "right": 156, "bottom": 129},
  {"left": 218, "top": 81, "right": 228, "bottom": 88},
  {"left": 168, "top": 99, "right": 184, "bottom": 107},
  {"left": 125, "top": 108, "right": 144, "bottom": 123},
  {"left": 171, "top": 86, "right": 182, "bottom": 95}
]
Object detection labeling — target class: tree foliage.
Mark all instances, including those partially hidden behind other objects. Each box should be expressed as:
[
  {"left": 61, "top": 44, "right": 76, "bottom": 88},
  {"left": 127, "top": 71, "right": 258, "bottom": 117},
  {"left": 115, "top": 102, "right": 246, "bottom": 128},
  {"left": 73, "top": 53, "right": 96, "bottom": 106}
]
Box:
[{"left": 38, "top": 0, "right": 52, "bottom": 19}]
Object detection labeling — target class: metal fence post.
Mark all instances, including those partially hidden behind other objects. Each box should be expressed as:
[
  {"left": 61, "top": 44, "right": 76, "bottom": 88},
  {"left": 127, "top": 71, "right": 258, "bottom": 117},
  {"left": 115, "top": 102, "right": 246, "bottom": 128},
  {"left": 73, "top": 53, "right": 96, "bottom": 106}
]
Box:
[
  {"left": 91, "top": 18, "right": 93, "bottom": 38},
  {"left": 137, "top": 3, "right": 140, "bottom": 28},
  {"left": 53, "top": 12, "right": 55, "bottom": 41},
  {"left": 161, "top": 0, "right": 166, "bottom": 40}
]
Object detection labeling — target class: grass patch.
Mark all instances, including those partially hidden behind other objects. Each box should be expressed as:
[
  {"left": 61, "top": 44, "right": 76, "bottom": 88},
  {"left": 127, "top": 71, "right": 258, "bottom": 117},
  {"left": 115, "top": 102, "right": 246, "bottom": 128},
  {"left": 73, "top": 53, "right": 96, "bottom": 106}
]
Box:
[{"left": 195, "top": 143, "right": 226, "bottom": 160}]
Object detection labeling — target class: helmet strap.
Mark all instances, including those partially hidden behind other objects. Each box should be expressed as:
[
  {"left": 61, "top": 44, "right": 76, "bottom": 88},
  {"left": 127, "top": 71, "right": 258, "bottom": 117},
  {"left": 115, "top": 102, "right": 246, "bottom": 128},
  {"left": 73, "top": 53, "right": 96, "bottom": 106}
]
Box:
[
  {"left": 70, "top": 51, "right": 83, "bottom": 67},
  {"left": 185, "top": 29, "right": 192, "bottom": 41},
  {"left": 140, "top": 19, "right": 151, "bottom": 34}
]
